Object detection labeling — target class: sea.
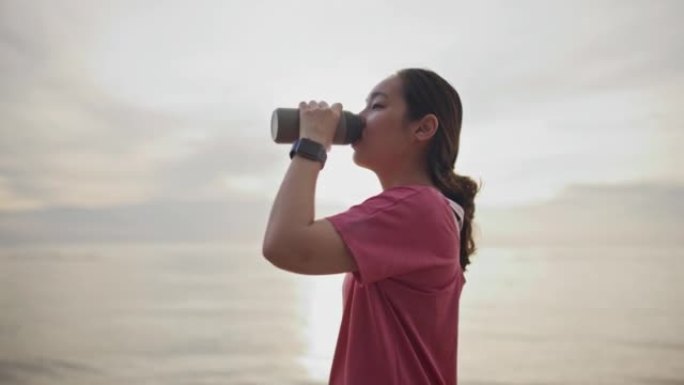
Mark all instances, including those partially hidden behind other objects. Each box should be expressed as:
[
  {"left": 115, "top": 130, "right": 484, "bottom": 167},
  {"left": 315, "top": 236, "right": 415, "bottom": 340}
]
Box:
[{"left": 0, "top": 242, "right": 682, "bottom": 385}]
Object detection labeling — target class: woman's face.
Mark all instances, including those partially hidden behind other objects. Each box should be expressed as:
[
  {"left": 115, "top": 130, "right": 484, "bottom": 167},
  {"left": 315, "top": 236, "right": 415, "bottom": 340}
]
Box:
[{"left": 352, "top": 74, "right": 415, "bottom": 172}]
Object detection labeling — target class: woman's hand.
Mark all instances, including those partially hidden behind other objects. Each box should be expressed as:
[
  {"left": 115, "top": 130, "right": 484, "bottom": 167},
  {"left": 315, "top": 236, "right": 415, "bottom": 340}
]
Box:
[{"left": 298, "top": 100, "right": 343, "bottom": 151}]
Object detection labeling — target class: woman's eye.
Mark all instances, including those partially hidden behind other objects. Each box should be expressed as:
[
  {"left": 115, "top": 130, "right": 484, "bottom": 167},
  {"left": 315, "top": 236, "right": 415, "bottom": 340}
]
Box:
[{"left": 371, "top": 104, "right": 384, "bottom": 110}]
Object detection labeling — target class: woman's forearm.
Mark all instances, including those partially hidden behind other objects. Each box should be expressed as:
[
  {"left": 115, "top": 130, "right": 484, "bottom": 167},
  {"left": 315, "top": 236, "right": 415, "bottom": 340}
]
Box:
[{"left": 262, "top": 156, "right": 322, "bottom": 257}]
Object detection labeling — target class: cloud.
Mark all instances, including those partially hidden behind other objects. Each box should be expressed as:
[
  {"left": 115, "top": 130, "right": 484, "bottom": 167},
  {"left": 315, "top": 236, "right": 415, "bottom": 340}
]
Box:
[
  {"left": 0, "top": 0, "right": 285, "bottom": 211},
  {"left": 0, "top": 70, "right": 282, "bottom": 210},
  {"left": 477, "top": 182, "right": 684, "bottom": 247},
  {"left": 0, "top": 198, "right": 265, "bottom": 246},
  {"left": 0, "top": 195, "right": 347, "bottom": 246},
  {"left": 0, "top": 181, "right": 680, "bottom": 247},
  {"left": 1, "top": 0, "right": 682, "bottom": 214}
]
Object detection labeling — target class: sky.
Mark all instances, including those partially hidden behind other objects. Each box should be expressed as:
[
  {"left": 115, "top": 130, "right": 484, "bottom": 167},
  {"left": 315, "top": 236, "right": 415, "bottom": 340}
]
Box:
[{"left": 0, "top": 0, "right": 682, "bottom": 246}]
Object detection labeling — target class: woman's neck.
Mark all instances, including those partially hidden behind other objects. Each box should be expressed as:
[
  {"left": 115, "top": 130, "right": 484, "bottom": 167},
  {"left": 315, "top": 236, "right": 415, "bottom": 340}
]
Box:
[{"left": 377, "top": 168, "right": 435, "bottom": 191}]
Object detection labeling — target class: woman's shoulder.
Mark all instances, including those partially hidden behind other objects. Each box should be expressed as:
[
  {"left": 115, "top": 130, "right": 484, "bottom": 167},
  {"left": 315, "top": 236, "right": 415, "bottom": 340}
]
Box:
[
  {"left": 383, "top": 184, "right": 445, "bottom": 203},
  {"left": 360, "top": 184, "right": 446, "bottom": 214}
]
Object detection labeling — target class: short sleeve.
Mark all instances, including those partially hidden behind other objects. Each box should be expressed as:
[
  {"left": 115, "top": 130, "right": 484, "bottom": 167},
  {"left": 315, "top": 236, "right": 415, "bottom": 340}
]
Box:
[{"left": 326, "top": 187, "right": 458, "bottom": 284}]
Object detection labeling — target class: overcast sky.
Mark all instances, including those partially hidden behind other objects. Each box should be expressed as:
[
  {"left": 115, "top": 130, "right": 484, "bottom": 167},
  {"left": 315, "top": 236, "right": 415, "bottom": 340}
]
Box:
[{"left": 1, "top": 0, "right": 682, "bottom": 244}]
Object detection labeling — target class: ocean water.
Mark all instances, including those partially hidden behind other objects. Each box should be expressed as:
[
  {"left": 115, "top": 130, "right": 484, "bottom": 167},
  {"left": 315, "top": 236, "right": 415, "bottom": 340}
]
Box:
[{"left": 0, "top": 242, "right": 682, "bottom": 385}]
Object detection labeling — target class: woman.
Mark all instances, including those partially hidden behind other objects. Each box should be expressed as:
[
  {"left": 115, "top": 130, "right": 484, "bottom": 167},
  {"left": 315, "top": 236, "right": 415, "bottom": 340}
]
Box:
[{"left": 263, "top": 68, "right": 479, "bottom": 385}]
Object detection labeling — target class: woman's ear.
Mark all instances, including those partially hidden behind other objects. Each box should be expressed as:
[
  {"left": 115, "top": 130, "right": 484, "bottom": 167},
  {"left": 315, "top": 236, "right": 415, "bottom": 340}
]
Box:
[{"left": 414, "top": 114, "right": 439, "bottom": 142}]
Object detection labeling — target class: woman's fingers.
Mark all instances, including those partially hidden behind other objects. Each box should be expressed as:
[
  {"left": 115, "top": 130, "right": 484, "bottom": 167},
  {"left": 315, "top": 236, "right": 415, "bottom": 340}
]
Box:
[
  {"left": 299, "top": 100, "right": 340, "bottom": 111},
  {"left": 295, "top": 99, "right": 343, "bottom": 148}
]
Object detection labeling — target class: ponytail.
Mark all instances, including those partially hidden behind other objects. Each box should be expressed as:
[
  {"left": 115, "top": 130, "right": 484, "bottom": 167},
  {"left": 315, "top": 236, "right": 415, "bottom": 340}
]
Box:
[{"left": 430, "top": 167, "right": 480, "bottom": 271}]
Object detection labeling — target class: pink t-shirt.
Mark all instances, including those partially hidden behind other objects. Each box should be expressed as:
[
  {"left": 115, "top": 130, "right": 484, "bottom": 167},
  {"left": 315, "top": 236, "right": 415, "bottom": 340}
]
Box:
[{"left": 325, "top": 185, "right": 466, "bottom": 385}]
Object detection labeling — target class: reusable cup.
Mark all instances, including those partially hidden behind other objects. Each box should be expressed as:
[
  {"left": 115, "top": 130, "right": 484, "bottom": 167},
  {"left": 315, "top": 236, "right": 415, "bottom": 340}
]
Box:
[{"left": 270, "top": 108, "right": 364, "bottom": 144}]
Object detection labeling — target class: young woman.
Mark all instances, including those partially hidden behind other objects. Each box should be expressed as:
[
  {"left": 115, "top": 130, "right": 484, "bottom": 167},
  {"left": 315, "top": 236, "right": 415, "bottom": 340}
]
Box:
[{"left": 263, "top": 68, "right": 479, "bottom": 385}]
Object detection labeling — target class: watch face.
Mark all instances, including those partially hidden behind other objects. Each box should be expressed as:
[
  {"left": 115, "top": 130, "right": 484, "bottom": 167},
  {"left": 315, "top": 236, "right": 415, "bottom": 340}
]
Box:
[{"left": 293, "top": 138, "right": 326, "bottom": 164}]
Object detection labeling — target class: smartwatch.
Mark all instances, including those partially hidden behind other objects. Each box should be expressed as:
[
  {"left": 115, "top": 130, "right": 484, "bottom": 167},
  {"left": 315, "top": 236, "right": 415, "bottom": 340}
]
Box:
[{"left": 289, "top": 138, "right": 327, "bottom": 169}]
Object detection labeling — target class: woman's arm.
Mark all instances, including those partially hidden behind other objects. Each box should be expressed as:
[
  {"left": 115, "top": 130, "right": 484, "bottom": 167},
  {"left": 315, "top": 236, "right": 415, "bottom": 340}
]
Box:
[{"left": 261, "top": 101, "right": 358, "bottom": 275}]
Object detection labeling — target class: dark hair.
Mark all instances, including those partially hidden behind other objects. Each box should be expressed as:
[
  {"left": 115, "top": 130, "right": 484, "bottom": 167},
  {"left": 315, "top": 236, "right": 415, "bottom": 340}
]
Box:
[{"left": 397, "top": 68, "right": 481, "bottom": 271}]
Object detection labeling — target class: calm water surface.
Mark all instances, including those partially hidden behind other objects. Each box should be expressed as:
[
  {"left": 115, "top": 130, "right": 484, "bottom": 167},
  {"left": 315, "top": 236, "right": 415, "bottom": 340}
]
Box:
[{"left": 0, "top": 242, "right": 682, "bottom": 384}]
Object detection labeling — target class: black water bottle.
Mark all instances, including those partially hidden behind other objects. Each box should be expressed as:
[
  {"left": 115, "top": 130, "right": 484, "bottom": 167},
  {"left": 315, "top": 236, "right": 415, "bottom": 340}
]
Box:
[{"left": 270, "top": 108, "right": 364, "bottom": 144}]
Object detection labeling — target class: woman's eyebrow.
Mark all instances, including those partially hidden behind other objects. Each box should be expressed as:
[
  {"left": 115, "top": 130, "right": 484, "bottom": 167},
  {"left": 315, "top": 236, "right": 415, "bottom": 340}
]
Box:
[{"left": 365, "top": 91, "right": 389, "bottom": 103}]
